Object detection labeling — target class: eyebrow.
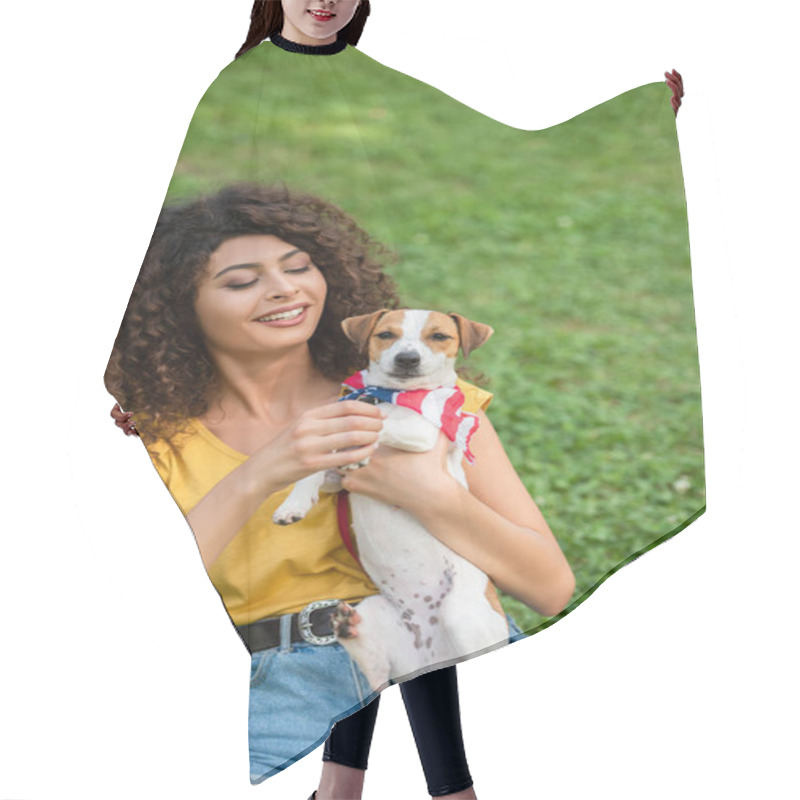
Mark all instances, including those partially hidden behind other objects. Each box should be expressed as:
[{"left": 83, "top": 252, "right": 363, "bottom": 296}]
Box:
[{"left": 212, "top": 248, "right": 305, "bottom": 279}]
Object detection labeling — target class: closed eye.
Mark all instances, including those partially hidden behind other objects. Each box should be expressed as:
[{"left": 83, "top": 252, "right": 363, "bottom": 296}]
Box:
[
  {"left": 226, "top": 279, "right": 258, "bottom": 290},
  {"left": 226, "top": 264, "right": 311, "bottom": 288},
  {"left": 375, "top": 331, "right": 397, "bottom": 340},
  {"left": 430, "top": 333, "right": 452, "bottom": 341}
]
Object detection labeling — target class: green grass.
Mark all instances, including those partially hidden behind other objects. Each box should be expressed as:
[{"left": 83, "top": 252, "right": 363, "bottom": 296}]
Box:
[{"left": 169, "top": 46, "right": 704, "bottom": 635}]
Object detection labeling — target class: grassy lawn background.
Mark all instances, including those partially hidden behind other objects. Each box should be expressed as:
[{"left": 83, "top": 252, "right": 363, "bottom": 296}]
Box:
[{"left": 167, "top": 46, "right": 705, "bottom": 634}]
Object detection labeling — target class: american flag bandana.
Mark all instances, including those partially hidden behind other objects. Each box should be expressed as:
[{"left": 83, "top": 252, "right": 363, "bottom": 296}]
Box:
[{"left": 341, "top": 370, "right": 480, "bottom": 464}]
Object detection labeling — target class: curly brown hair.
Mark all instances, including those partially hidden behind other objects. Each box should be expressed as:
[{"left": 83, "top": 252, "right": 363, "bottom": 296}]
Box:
[{"left": 105, "top": 183, "right": 399, "bottom": 443}]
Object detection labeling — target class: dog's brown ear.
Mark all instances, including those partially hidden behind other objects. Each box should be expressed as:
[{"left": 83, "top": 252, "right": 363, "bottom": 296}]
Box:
[
  {"left": 449, "top": 313, "right": 494, "bottom": 358},
  {"left": 341, "top": 309, "right": 389, "bottom": 354}
]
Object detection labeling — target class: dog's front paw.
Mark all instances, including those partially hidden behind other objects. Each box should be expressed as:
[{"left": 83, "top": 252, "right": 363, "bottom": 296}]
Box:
[
  {"left": 333, "top": 601, "right": 362, "bottom": 639},
  {"left": 338, "top": 456, "right": 370, "bottom": 473},
  {"left": 272, "top": 474, "right": 325, "bottom": 525},
  {"left": 272, "top": 502, "right": 310, "bottom": 526}
]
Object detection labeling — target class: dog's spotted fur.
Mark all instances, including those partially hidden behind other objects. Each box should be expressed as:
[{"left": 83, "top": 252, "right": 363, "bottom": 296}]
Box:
[{"left": 273, "top": 309, "right": 508, "bottom": 689}]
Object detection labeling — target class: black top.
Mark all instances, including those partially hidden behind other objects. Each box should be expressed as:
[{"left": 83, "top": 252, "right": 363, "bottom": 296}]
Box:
[{"left": 270, "top": 31, "right": 348, "bottom": 56}]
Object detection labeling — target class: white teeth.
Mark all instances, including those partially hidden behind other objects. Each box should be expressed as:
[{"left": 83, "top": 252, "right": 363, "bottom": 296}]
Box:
[{"left": 258, "top": 307, "right": 305, "bottom": 322}]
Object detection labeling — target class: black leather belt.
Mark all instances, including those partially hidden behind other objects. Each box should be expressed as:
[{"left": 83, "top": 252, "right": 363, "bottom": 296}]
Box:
[{"left": 237, "top": 599, "right": 350, "bottom": 654}]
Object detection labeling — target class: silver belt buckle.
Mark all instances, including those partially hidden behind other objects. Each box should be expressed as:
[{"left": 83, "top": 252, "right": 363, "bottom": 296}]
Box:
[{"left": 298, "top": 599, "right": 340, "bottom": 646}]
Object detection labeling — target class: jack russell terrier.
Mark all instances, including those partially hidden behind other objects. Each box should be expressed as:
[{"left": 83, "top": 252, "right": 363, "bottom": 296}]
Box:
[{"left": 273, "top": 309, "right": 509, "bottom": 690}]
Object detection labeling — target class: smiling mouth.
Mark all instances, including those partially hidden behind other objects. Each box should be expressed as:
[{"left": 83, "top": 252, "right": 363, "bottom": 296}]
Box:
[
  {"left": 307, "top": 9, "right": 335, "bottom": 21},
  {"left": 256, "top": 307, "right": 306, "bottom": 323}
]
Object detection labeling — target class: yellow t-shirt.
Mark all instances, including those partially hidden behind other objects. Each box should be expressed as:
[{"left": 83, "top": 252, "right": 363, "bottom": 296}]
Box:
[{"left": 147, "top": 380, "right": 492, "bottom": 626}]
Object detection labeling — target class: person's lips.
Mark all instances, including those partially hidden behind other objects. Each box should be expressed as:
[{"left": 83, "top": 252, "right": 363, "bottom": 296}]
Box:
[
  {"left": 307, "top": 9, "right": 335, "bottom": 22},
  {"left": 254, "top": 304, "right": 310, "bottom": 326}
]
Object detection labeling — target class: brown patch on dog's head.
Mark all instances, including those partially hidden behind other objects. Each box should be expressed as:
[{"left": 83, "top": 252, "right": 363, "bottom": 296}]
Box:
[
  {"left": 421, "top": 312, "right": 461, "bottom": 359},
  {"left": 344, "top": 309, "right": 412, "bottom": 361},
  {"left": 448, "top": 313, "right": 494, "bottom": 358},
  {"left": 341, "top": 309, "right": 390, "bottom": 355},
  {"left": 368, "top": 310, "right": 409, "bottom": 361}
]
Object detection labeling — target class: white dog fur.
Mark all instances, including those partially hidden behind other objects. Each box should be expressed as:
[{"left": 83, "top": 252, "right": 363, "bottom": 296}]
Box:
[{"left": 273, "top": 309, "right": 509, "bottom": 690}]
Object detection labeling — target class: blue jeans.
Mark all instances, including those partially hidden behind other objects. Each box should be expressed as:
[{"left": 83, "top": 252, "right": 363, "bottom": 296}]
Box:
[{"left": 248, "top": 613, "right": 526, "bottom": 784}]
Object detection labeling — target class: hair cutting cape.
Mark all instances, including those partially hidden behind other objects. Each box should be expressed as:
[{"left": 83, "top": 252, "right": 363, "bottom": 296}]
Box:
[{"left": 108, "top": 35, "right": 704, "bottom": 784}]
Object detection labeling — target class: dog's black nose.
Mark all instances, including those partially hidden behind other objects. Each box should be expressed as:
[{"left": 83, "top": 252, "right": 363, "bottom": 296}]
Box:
[{"left": 394, "top": 351, "right": 421, "bottom": 370}]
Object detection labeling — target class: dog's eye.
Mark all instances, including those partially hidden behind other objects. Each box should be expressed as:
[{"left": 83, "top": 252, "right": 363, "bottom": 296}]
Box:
[
  {"left": 430, "top": 333, "right": 452, "bottom": 341},
  {"left": 375, "top": 331, "right": 396, "bottom": 340}
]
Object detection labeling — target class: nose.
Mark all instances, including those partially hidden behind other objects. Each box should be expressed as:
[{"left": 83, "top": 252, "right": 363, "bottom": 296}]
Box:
[
  {"left": 394, "top": 351, "right": 421, "bottom": 370},
  {"left": 264, "top": 271, "right": 300, "bottom": 300}
]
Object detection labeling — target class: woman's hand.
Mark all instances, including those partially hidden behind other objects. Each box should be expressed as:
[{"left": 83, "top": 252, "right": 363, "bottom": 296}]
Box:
[
  {"left": 110, "top": 403, "right": 138, "bottom": 436},
  {"left": 338, "top": 432, "right": 454, "bottom": 510},
  {"left": 665, "top": 69, "right": 684, "bottom": 115},
  {"left": 340, "top": 412, "right": 575, "bottom": 617},
  {"left": 187, "top": 399, "right": 382, "bottom": 569},
  {"left": 257, "top": 400, "right": 384, "bottom": 493}
]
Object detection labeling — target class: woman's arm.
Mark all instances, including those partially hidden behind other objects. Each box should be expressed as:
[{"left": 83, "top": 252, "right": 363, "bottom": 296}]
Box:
[
  {"left": 187, "top": 401, "right": 383, "bottom": 568},
  {"left": 186, "top": 447, "right": 289, "bottom": 569},
  {"left": 339, "top": 411, "right": 575, "bottom": 616}
]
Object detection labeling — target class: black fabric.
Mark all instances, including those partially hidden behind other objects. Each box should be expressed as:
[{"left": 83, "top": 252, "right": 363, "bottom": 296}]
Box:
[
  {"left": 323, "top": 692, "right": 380, "bottom": 770},
  {"left": 323, "top": 666, "right": 473, "bottom": 796},
  {"left": 270, "top": 31, "right": 348, "bottom": 55}
]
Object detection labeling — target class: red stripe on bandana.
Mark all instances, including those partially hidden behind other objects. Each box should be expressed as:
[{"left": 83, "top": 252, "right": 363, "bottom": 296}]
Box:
[
  {"left": 441, "top": 388, "right": 466, "bottom": 443},
  {"left": 395, "top": 388, "right": 429, "bottom": 415},
  {"left": 343, "top": 372, "right": 366, "bottom": 391}
]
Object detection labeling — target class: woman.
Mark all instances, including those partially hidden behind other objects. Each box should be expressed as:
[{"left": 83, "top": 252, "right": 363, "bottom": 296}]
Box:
[{"left": 107, "top": 182, "right": 573, "bottom": 796}]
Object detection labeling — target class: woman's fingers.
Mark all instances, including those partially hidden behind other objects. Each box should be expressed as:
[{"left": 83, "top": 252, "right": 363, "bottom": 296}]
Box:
[
  {"left": 310, "top": 399, "right": 384, "bottom": 420},
  {"left": 317, "top": 428, "right": 382, "bottom": 453},
  {"left": 110, "top": 403, "right": 139, "bottom": 436},
  {"left": 280, "top": 401, "right": 383, "bottom": 474},
  {"left": 337, "top": 434, "right": 454, "bottom": 507},
  {"left": 292, "top": 422, "right": 381, "bottom": 471},
  {"left": 319, "top": 442, "right": 380, "bottom": 470},
  {"left": 665, "top": 68, "right": 684, "bottom": 115},
  {"left": 319, "top": 414, "right": 383, "bottom": 437},
  {"left": 298, "top": 402, "right": 383, "bottom": 440},
  {"left": 664, "top": 69, "right": 683, "bottom": 86}
]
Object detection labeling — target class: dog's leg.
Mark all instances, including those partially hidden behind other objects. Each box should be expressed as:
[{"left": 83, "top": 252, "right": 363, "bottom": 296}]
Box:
[
  {"left": 334, "top": 597, "right": 425, "bottom": 691},
  {"left": 438, "top": 570, "right": 511, "bottom": 657},
  {"left": 378, "top": 405, "right": 440, "bottom": 452},
  {"left": 272, "top": 471, "right": 328, "bottom": 525}
]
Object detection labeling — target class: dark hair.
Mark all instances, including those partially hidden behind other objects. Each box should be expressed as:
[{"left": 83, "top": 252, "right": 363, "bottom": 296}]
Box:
[
  {"left": 105, "top": 183, "right": 398, "bottom": 444},
  {"left": 236, "top": 0, "right": 371, "bottom": 59}
]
